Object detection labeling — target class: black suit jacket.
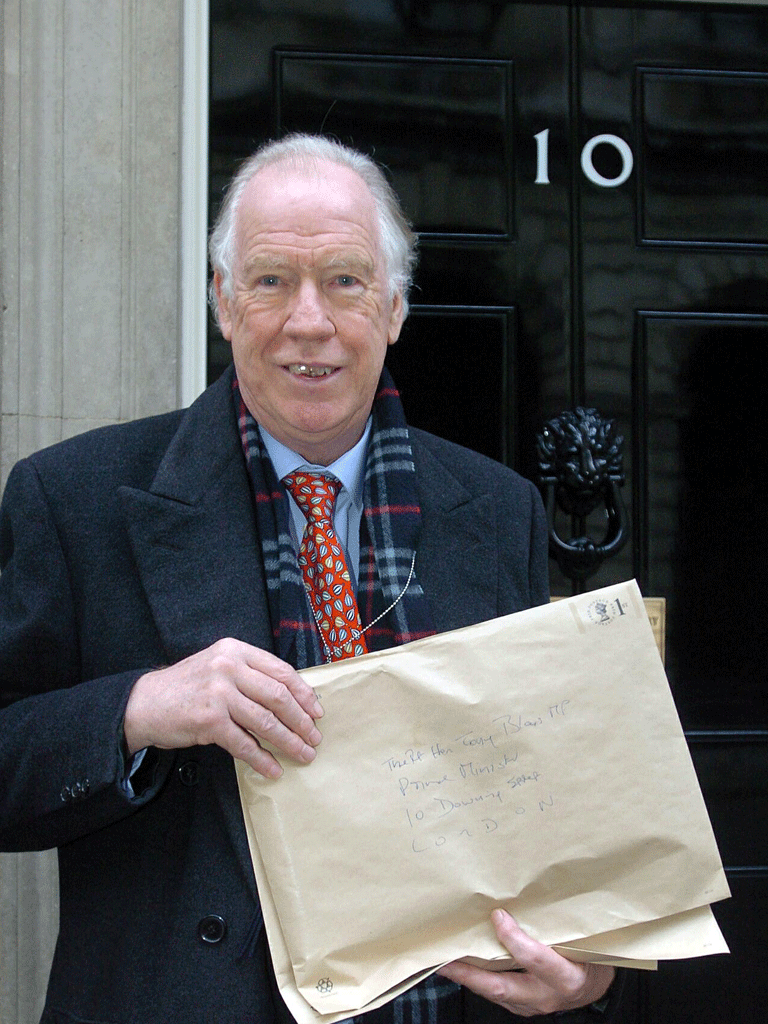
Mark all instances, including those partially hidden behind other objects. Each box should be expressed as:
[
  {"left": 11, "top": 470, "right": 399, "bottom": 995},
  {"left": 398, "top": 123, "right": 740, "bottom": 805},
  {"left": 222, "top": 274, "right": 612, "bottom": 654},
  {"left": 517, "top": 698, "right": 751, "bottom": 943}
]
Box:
[{"left": 0, "top": 368, "right": 555, "bottom": 1023}]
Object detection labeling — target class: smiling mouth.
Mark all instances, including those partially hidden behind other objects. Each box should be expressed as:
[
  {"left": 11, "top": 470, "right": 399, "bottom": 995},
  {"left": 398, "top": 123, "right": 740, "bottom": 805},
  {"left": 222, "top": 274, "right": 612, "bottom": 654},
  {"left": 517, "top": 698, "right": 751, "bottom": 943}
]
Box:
[{"left": 287, "top": 364, "right": 337, "bottom": 378}]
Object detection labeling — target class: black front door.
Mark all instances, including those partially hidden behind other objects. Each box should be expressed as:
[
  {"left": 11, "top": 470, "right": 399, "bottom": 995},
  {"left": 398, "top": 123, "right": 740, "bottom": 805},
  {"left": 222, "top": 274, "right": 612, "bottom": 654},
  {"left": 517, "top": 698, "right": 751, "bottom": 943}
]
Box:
[{"left": 209, "top": 3, "right": 768, "bottom": 1019}]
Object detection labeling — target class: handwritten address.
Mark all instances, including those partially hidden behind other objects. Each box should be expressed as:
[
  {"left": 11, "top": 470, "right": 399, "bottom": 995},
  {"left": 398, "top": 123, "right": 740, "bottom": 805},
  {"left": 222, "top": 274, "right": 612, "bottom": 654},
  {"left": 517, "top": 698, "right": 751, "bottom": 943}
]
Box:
[{"left": 380, "top": 700, "right": 571, "bottom": 854}]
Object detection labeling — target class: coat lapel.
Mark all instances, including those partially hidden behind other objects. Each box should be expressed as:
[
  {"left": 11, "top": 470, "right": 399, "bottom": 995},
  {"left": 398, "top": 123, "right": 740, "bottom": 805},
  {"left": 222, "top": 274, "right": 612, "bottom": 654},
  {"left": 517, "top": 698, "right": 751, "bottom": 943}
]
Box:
[
  {"left": 117, "top": 381, "right": 499, "bottom": 669},
  {"left": 118, "top": 369, "right": 274, "bottom": 907},
  {"left": 412, "top": 435, "right": 499, "bottom": 633},
  {"left": 118, "top": 369, "right": 273, "bottom": 665}
]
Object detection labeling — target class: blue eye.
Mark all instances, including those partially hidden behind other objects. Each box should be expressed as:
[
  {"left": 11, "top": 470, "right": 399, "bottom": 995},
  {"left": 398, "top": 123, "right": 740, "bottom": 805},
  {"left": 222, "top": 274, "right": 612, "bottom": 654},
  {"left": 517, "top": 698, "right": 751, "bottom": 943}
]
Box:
[
  {"left": 260, "top": 275, "right": 280, "bottom": 286},
  {"left": 337, "top": 275, "right": 356, "bottom": 286}
]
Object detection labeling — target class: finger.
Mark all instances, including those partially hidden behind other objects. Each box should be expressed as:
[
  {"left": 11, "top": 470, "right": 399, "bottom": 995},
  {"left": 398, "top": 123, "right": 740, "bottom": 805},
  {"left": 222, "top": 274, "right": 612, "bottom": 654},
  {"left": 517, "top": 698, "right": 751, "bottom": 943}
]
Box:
[
  {"left": 491, "top": 910, "right": 581, "bottom": 988},
  {"left": 435, "top": 960, "right": 535, "bottom": 1017},
  {"left": 215, "top": 717, "right": 286, "bottom": 780},
  {"left": 492, "top": 911, "right": 615, "bottom": 1010},
  {"left": 435, "top": 961, "right": 492, "bottom": 988},
  {"left": 204, "top": 640, "right": 322, "bottom": 752},
  {"left": 227, "top": 683, "right": 320, "bottom": 764},
  {"left": 238, "top": 669, "right": 323, "bottom": 750},
  {"left": 242, "top": 646, "right": 323, "bottom": 720}
]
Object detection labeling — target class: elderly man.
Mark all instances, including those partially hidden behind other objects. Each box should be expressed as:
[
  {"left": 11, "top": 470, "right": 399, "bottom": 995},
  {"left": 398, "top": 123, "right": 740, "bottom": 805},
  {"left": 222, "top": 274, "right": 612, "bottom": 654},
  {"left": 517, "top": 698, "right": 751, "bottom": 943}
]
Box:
[{"left": 0, "top": 134, "right": 618, "bottom": 1022}]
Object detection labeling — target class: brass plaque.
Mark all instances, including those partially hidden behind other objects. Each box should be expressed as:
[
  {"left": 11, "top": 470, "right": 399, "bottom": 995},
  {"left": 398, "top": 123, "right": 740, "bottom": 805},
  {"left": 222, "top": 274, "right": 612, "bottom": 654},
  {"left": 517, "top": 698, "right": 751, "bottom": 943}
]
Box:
[{"left": 642, "top": 597, "right": 666, "bottom": 665}]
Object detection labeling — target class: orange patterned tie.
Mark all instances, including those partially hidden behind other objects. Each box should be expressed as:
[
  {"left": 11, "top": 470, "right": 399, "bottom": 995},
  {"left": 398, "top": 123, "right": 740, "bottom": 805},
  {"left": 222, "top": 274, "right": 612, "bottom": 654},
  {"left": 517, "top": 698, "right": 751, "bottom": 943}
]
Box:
[{"left": 283, "top": 472, "right": 368, "bottom": 661}]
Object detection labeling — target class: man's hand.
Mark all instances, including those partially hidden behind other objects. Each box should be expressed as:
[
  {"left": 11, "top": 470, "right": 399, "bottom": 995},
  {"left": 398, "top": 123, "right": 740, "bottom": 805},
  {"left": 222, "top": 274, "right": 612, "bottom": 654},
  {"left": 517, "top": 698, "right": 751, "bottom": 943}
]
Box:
[
  {"left": 123, "top": 638, "right": 323, "bottom": 778},
  {"left": 436, "top": 910, "right": 615, "bottom": 1018}
]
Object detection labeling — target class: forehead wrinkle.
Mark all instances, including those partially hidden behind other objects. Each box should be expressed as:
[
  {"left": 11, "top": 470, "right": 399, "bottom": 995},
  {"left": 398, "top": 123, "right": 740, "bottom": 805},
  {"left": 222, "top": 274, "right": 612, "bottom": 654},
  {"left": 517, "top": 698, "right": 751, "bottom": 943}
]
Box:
[
  {"left": 327, "top": 253, "right": 375, "bottom": 275},
  {"left": 240, "top": 244, "right": 377, "bottom": 281},
  {"left": 235, "top": 214, "right": 381, "bottom": 268},
  {"left": 241, "top": 251, "right": 293, "bottom": 275}
]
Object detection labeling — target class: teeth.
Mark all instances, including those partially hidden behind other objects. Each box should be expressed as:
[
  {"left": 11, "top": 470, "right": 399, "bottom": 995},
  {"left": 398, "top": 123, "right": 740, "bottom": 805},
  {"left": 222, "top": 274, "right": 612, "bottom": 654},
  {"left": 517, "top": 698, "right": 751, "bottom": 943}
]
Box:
[{"left": 289, "top": 364, "right": 334, "bottom": 377}]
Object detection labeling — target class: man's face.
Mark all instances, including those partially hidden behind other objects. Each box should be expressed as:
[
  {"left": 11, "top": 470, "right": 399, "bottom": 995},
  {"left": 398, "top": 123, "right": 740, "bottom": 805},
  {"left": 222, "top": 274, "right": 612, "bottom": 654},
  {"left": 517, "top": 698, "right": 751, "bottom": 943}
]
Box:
[{"left": 215, "top": 160, "right": 404, "bottom": 465}]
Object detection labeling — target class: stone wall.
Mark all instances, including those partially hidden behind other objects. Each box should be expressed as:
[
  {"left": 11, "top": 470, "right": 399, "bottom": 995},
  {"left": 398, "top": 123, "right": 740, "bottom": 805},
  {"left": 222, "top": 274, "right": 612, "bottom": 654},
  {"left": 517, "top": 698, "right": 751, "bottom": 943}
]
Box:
[{"left": 0, "top": 2, "right": 184, "bottom": 1019}]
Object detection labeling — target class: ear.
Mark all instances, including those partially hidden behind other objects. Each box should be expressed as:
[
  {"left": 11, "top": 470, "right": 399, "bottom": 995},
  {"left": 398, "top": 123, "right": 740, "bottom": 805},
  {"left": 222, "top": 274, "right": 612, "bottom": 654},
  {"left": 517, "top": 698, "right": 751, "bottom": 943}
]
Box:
[
  {"left": 214, "top": 271, "right": 233, "bottom": 341},
  {"left": 387, "top": 291, "right": 405, "bottom": 347}
]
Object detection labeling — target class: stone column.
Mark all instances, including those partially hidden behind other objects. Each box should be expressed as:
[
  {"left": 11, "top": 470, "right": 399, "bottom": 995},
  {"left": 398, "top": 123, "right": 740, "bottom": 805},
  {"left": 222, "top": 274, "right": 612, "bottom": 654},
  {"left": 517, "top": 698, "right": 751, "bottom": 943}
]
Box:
[{"left": 0, "top": 1, "right": 185, "bottom": 1019}]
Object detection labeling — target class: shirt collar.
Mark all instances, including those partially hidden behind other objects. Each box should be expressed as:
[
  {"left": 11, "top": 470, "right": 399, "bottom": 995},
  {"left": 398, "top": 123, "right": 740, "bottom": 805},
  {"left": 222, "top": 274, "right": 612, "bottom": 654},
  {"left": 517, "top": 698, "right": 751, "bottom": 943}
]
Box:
[{"left": 258, "top": 420, "right": 371, "bottom": 510}]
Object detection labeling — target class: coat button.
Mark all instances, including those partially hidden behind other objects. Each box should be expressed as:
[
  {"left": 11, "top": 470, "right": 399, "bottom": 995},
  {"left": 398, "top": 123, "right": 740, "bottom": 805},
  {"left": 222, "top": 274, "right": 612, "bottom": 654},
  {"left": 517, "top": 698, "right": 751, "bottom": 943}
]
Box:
[
  {"left": 178, "top": 761, "right": 200, "bottom": 787},
  {"left": 198, "top": 915, "right": 227, "bottom": 944}
]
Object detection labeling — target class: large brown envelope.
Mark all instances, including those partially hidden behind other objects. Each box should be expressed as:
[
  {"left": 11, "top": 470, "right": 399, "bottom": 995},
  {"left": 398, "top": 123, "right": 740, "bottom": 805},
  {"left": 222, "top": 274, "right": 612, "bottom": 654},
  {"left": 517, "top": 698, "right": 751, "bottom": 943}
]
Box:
[{"left": 236, "top": 580, "right": 730, "bottom": 1022}]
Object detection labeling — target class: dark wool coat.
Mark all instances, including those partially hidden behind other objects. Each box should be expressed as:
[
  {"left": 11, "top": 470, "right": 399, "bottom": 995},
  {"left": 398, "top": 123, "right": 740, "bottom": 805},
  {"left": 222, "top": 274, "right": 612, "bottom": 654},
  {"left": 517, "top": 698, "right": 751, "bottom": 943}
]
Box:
[{"left": 0, "top": 367, "right": 567, "bottom": 1024}]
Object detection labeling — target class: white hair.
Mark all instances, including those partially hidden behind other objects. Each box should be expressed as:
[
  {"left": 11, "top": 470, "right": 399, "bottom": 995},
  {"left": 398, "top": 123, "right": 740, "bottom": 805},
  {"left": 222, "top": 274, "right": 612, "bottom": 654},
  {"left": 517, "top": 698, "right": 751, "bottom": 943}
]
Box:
[{"left": 208, "top": 133, "right": 418, "bottom": 327}]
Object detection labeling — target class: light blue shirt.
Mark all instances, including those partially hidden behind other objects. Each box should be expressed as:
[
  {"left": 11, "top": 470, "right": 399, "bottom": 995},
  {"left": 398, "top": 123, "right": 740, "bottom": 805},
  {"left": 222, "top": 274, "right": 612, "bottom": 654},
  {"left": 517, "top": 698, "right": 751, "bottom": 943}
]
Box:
[{"left": 259, "top": 420, "right": 371, "bottom": 591}]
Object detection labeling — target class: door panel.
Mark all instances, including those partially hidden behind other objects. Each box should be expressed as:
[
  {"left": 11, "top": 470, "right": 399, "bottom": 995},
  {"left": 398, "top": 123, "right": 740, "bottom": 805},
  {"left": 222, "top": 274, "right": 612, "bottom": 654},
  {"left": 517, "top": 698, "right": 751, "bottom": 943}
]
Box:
[
  {"left": 389, "top": 307, "right": 518, "bottom": 464},
  {"left": 275, "top": 52, "right": 515, "bottom": 237},
  {"left": 639, "top": 68, "right": 768, "bottom": 246},
  {"left": 208, "top": 3, "right": 768, "bottom": 1019},
  {"left": 635, "top": 312, "right": 768, "bottom": 729}
]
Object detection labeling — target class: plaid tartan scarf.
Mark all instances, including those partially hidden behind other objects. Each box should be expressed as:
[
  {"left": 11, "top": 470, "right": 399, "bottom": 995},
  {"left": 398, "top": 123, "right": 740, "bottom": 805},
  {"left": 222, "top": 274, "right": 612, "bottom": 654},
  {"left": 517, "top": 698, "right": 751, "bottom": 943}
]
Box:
[
  {"left": 234, "top": 368, "right": 438, "bottom": 669},
  {"left": 234, "top": 369, "right": 464, "bottom": 1023}
]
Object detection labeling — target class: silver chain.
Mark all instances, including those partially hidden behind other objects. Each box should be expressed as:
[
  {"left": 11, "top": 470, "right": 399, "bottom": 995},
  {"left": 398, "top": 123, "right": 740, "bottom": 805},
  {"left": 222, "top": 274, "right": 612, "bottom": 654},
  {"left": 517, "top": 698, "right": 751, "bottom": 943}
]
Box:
[{"left": 307, "top": 551, "right": 417, "bottom": 663}]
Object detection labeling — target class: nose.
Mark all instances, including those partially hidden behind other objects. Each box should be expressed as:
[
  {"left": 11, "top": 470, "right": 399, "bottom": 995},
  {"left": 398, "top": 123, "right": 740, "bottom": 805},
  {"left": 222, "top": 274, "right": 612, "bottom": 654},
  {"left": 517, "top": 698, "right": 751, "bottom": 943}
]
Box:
[{"left": 284, "top": 281, "right": 334, "bottom": 339}]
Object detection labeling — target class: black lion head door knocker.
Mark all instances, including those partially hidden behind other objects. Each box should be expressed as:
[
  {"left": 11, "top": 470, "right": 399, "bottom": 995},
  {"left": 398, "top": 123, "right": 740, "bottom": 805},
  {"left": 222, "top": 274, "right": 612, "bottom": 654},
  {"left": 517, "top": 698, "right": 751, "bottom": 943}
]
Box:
[{"left": 536, "top": 408, "right": 629, "bottom": 585}]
